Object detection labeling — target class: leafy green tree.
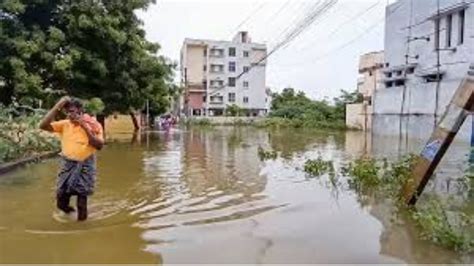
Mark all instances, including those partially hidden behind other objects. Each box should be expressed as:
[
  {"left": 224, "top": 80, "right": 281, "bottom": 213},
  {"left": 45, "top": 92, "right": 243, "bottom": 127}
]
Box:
[
  {"left": 0, "top": 0, "right": 175, "bottom": 115},
  {"left": 84, "top": 97, "right": 105, "bottom": 115},
  {"left": 269, "top": 88, "right": 360, "bottom": 128},
  {"left": 333, "top": 89, "right": 364, "bottom": 121}
]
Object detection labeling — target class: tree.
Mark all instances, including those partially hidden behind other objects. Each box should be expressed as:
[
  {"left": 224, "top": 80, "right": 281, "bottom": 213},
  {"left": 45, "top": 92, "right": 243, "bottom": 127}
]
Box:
[
  {"left": 0, "top": 0, "right": 174, "bottom": 116},
  {"left": 333, "top": 89, "right": 364, "bottom": 121}
]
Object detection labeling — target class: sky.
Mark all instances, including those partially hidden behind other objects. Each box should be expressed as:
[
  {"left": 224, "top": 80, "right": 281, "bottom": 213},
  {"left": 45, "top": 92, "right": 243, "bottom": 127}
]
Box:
[{"left": 137, "top": 0, "right": 397, "bottom": 100}]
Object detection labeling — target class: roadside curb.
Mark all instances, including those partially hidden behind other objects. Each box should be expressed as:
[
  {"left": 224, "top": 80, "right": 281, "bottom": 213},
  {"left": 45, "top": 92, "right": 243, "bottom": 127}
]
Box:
[{"left": 0, "top": 151, "right": 59, "bottom": 175}]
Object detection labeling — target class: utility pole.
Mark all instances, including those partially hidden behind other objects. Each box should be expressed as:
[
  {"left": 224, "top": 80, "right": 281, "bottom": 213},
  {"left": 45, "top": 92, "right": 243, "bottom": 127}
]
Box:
[
  {"left": 404, "top": 64, "right": 474, "bottom": 205},
  {"left": 146, "top": 99, "right": 150, "bottom": 129}
]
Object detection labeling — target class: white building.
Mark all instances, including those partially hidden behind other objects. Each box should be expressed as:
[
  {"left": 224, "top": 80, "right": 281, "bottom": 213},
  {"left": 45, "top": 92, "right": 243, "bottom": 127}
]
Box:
[
  {"left": 373, "top": 0, "right": 473, "bottom": 140},
  {"left": 346, "top": 51, "right": 384, "bottom": 130},
  {"left": 180, "top": 32, "right": 268, "bottom": 117}
]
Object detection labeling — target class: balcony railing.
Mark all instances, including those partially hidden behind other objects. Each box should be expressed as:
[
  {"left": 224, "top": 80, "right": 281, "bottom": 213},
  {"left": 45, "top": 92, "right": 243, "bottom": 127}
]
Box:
[{"left": 209, "top": 49, "right": 225, "bottom": 58}]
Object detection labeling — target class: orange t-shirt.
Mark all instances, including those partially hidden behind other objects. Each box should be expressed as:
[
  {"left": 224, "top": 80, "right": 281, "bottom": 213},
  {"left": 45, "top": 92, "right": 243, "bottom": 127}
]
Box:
[{"left": 51, "top": 119, "right": 103, "bottom": 161}]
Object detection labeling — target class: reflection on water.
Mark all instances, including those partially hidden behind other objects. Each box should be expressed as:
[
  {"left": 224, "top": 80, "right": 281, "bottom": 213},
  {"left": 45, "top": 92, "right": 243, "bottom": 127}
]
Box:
[{"left": 0, "top": 127, "right": 472, "bottom": 263}]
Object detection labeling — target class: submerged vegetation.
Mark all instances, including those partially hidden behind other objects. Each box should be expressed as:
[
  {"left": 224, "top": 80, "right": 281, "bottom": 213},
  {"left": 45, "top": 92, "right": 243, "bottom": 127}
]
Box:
[
  {"left": 294, "top": 151, "right": 473, "bottom": 253},
  {"left": 304, "top": 157, "right": 335, "bottom": 177},
  {"left": 258, "top": 147, "right": 278, "bottom": 161},
  {"left": 412, "top": 198, "right": 474, "bottom": 253}
]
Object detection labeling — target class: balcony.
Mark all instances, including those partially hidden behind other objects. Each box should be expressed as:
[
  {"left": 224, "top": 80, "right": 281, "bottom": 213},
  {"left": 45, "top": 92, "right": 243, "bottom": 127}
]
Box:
[
  {"left": 209, "top": 96, "right": 224, "bottom": 104},
  {"left": 210, "top": 64, "right": 225, "bottom": 73},
  {"left": 209, "top": 48, "right": 225, "bottom": 58},
  {"left": 210, "top": 80, "right": 224, "bottom": 88}
]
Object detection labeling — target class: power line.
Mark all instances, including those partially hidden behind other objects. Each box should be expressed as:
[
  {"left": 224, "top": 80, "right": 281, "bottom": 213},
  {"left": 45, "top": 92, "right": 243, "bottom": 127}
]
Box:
[
  {"left": 277, "top": 1, "right": 404, "bottom": 69},
  {"left": 226, "top": 1, "right": 268, "bottom": 39},
  {"left": 265, "top": 1, "right": 315, "bottom": 46},
  {"left": 209, "top": 0, "right": 338, "bottom": 96},
  {"left": 295, "top": 0, "right": 384, "bottom": 53},
  {"left": 433, "top": 0, "right": 442, "bottom": 126}
]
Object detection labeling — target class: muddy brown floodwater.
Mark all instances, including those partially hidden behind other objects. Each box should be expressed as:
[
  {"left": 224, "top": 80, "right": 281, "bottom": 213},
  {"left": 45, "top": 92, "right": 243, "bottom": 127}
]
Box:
[{"left": 0, "top": 127, "right": 472, "bottom": 264}]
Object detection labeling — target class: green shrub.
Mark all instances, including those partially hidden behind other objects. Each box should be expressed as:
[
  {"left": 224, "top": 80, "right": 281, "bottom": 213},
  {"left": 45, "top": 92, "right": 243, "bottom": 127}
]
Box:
[
  {"left": 0, "top": 106, "right": 59, "bottom": 163},
  {"left": 412, "top": 199, "right": 474, "bottom": 253}
]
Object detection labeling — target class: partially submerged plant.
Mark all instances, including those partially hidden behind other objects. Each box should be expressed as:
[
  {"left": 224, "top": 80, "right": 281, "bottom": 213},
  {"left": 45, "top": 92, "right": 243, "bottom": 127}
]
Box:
[
  {"left": 342, "top": 158, "right": 381, "bottom": 188},
  {"left": 304, "top": 157, "right": 335, "bottom": 177},
  {"left": 257, "top": 146, "right": 278, "bottom": 161},
  {"left": 411, "top": 198, "right": 474, "bottom": 253}
]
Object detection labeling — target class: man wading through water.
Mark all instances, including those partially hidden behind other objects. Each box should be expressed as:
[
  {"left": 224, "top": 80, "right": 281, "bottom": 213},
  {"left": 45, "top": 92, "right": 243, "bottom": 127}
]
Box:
[{"left": 39, "top": 96, "right": 104, "bottom": 221}]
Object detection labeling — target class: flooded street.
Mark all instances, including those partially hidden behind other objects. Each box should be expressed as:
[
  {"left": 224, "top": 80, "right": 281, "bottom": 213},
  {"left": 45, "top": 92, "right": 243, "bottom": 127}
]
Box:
[{"left": 0, "top": 127, "right": 472, "bottom": 264}]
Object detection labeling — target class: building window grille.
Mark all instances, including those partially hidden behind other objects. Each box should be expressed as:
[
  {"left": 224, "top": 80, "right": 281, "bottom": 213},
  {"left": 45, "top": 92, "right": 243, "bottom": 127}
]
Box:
[
  {"left": 243, "top": 96, "right": 249, "bottom": 103},
  {"left": 228, "top": 77, "right": 236, "bottom": 87},
  {"left": 446, "top": 14, "right": 452, "bottom": 47},
  {"left": 458, "top": 10, "right": 465, "bottom": 45},
  {"left": 228, "top": 93, "right": 236, "bottom": 102},
  {"left": 228, "top": 62, "right": 236, "bottom": 72},
  {"left": 229, "top": 47, "right": 236, "bottom": 57},
  {"left": 434, "top": 18, "right": 440, "bottom": 50}
]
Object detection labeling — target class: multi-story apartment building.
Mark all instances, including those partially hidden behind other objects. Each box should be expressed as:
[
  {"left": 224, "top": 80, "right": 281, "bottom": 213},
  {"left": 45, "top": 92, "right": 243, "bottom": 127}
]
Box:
[
  {"left": 373, "top": 0, "right": 473, "bottom": 140},
  {"left": 346, "top": 51, "right": 384, "bottom": 130},
  {"left": 180, "top": 32, "right": 268, "bottom": 117}
]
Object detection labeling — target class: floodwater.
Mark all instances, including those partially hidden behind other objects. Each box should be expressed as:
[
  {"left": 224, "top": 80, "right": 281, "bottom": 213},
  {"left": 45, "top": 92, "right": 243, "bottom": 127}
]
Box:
[{"left": 0, "top": 127, "right": 472, "bottom": 264}]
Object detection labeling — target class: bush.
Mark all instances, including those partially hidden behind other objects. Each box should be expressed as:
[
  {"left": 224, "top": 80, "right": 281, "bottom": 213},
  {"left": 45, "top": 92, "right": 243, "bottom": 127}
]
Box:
[
  {"left": 412, "top": 198, "right": 474, "bottom": 253},
  {"left": 0, "top": 106, "right": 59, "bottom": 163}
]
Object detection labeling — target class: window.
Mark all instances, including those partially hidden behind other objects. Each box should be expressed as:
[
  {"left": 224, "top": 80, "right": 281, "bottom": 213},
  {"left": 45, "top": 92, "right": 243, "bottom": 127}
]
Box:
[
  {"left": 229, "top": 47, "right": 236, "bottom": 57},
  {"left": 386, "top": 72, "right": 392, "bottom": 78},
  {"left": 458, "top": 10, "right": 465, "bottom": 45},
  {"left": 243, "top": 66, "right": 250, "bottom": 73},
  {"left": 243, "top": 96, "right": 249, "bottom": 103},
  {"left": 228, "top": 93, "right": 235, "bottom": 102},
  {"left": 243, "top": 51, "right": 249, "bottom": 57},
  {"left": 434, "top": 18, "right": 440, "bottom": 50},
  {"left": 425, "top": 73, "right": 443, "bottom": 83},
  {"left": 396, "top": 70, "right": 402, "bottom": 76},
  {"left": 243, "top": 81, "right": 249, "bottom": 88},
  {"left": 369, "top": 71, "right": 373, "bottom": 76},
  {"left": 228, "top": 77, "right": 236, "bottom": 87},
  {"left": 394, "top": 80, "right": 405, "bottom": 87},
  {"left": 406, "top": 67, "right": 415, "bottom": 74},
  {"left": 446, "top": 14, "right": 452, "bottom": 47},
  {"left": 385, "top": 81, "right": 393, "bottom": 88},
  {"left": 228, "top": 62, "right": 236, "bottom": 72},
  {"left": 203, "top": 65, "right": 207, "bottom": 71},
  {"left": 202, "top": 80, "right": 207, "bottom": 88},
  {"left": 203, "top": 49, "right": 207, "bottom": 57},
  {"left": 202, "top": 95, "right": 206, "bottom": 102}
]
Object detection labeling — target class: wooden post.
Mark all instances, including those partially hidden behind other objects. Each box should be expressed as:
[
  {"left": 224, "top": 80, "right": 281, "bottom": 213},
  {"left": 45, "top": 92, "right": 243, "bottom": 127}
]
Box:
[{"left": 403, "top": 64, "right": 474, "bottom": 205}]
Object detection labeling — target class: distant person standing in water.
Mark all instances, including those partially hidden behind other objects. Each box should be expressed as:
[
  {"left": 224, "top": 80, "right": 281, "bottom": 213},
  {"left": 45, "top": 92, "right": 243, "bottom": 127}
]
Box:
[{"left": 39, "top": 97, "right": 104, "bottom": 221}]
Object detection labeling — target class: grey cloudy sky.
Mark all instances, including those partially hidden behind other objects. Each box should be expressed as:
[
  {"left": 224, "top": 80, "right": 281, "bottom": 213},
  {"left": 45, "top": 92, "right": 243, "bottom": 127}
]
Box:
[{"left": 138, "top": 0, "right": 396, "bottom": 100}]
